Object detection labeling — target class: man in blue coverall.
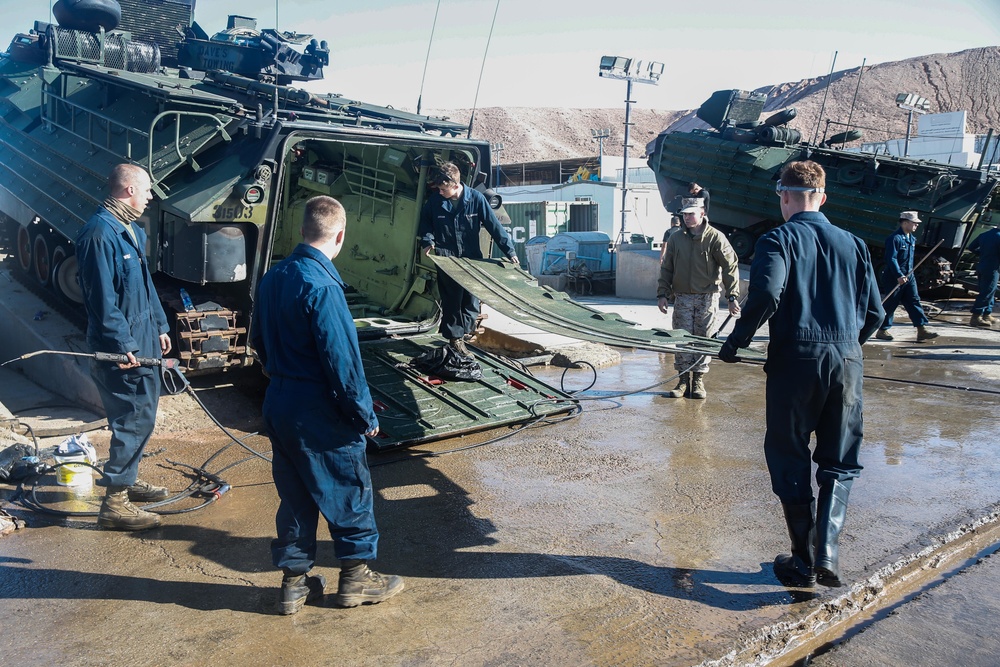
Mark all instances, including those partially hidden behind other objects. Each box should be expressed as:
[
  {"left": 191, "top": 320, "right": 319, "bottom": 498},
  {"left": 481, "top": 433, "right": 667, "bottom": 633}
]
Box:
[
  {"left": 969, "top": 225, "right": 1000, "bottom": 329},
  {"left": 720, "top": 161, "right": 884, "bottom": 589},
  {"left": 875, "top": 211, "right": 939, "bottom": 342},
  {"left": 76, "top": 163, "right": 171, "bottom": 531},
  {"left": 251, "top": 196, "right": 403, "bottom": 614},
  {"left": 419, "top": 161, "right": 518, "bottom": 356}
]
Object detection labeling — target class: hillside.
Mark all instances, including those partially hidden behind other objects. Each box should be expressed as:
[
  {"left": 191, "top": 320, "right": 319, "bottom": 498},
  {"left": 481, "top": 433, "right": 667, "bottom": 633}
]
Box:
[{"left": 432, "top": 46, "right": 1000, "bottom": 164}]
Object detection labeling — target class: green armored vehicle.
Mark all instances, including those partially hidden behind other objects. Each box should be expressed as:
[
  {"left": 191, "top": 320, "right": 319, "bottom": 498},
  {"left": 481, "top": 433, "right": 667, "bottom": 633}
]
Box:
[
  {"left": 647, "top": 89, "right": 1000, "bottom": 289},
  {"left": 1, "top": 1, "right": 729, "bottom": 448},
  {"left": 0, "top": 0, "right": 571, "bottom": 448}
]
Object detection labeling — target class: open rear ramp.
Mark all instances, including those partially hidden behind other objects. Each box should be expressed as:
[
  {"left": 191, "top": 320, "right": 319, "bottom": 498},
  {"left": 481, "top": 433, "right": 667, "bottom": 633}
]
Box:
[
  {"left": 360, "top": 334, "right": 572, "bottom": 450},
  {"left": 430, "top": 257, "right": 765, "bottom": 361}
]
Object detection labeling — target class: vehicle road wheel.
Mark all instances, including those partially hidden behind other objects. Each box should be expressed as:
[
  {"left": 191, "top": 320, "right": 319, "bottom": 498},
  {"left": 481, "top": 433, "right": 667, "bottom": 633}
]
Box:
[
  {"left": 728, "top": 230, "right": 756, "bottom": 262},
  {"left": 32, "top": 232, "right": 51, "bottom": 286},
  {"left": 52, "top": 252, "right": 84, "bottom": 304},
  {"left": 16, "top": 225, "right": 32, "bottom": 273}
]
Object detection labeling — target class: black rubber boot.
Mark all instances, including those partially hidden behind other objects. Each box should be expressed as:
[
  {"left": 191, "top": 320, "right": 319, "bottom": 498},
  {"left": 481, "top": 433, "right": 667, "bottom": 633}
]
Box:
[
  {"left": 815, "top": 480, "right": 851, "bottom": 588},
  {"left": 773, "top": 502, "right": 816, "bottom": 587},
  {"left": 334, "top": 560, "right": 404, "bottom": 608},
  {"left": 278, "top": 572, "right": 326, "bottom": 615}
]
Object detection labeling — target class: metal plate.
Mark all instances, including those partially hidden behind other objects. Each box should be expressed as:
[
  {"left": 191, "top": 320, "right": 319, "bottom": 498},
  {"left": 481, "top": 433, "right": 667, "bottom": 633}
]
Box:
[
  {"left": 360, "top": 334, "right": 574, "bottom": 450},
  {"left": 430, "top": 256, "right": 765, "bottom": 361}
]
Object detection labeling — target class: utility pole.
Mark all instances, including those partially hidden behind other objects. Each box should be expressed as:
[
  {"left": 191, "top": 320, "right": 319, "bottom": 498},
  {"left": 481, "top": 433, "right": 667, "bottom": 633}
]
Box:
[{"left": 491, "top": 142, "right": 505, "bottom": 187}]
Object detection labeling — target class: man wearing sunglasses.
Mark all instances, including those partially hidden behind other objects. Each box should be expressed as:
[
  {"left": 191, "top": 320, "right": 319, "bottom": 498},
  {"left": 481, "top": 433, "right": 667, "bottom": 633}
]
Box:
[{"left": 719, "top": 161, "right": 884, "bottom": 590}]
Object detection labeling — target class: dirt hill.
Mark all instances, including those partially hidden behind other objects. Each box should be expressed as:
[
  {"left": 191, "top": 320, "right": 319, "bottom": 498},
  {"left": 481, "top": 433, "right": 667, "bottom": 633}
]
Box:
[{"left": 431, "top": 46, "right": 1000, "bottom": 164}]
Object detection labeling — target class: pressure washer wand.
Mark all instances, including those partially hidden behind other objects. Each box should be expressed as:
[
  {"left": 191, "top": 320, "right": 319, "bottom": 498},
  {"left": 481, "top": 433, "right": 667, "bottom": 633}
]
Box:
[
  {"left": 880, "top": 238, "right": 945, "bottom": 305},
  {"left": 0, "top": 349, "right": 179, "bottom": 369}
]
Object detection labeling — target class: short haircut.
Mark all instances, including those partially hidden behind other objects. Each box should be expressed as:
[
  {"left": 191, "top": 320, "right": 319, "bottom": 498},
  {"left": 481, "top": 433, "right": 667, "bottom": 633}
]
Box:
[
  {"left": 108, "top": 163, "right": 148, "bottom": 192},
  {"left": 301, "top": 196, "right": 346, "bottom": 244},
  {"left": 429, "top": 161, "right": 461, "bottom": 186},
  {"left": 689, "top": 182, "right": 699, "bottom": 190},
  {"left": 779, "top": 160, "right": 826, "bottom": 190}
]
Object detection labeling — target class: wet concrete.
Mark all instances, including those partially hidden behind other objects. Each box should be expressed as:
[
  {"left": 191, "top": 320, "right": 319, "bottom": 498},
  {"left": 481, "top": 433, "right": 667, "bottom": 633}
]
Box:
[
  {"left": 808, "top": 548, "right": 1000, "bottom": 667},
  {"left": 1, "top": 298, "right": 999, "bottom": 666}
]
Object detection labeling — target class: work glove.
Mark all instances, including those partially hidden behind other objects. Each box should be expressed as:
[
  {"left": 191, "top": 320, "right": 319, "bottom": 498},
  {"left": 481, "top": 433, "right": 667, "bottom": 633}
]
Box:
[{"left": 718, "top": 340, "right": 741, "bottom": 363}]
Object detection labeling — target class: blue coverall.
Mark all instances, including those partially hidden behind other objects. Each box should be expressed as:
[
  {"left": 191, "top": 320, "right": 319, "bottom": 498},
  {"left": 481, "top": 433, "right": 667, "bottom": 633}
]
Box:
[
  {"left": 250, "top": 243, "right": 380, "bottom": 576},
  {"left": 76, "top": 208, "right": 169, "bottom": 488},
  {"left": 970, "top": 227, "right": 1000, "bottom": 317},
  {"left": 419, "top": 186, "right": 516, "bottom": 340},
  {"left": 880, "top": 227, "right": 930, "bottom": 330},
  {"left": 725, "top": 211, "right": 884, "bottom": 503}
]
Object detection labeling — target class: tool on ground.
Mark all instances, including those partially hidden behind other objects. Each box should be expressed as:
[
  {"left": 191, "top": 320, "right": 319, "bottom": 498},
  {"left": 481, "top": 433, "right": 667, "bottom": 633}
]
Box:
[{"left": 881, "top": 238, "right": 945, "bottom": 304}]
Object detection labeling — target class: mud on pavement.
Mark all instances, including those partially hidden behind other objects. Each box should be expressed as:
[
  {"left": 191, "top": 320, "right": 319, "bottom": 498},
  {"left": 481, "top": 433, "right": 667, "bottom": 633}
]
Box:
[{"left": 2, "top": 306, "right": 1000, "bottom": 666}]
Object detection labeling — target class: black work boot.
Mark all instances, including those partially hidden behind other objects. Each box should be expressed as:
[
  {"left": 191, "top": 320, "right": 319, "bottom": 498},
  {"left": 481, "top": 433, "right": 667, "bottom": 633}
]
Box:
[
  {"left": 815, "top": 480, "right": 851, "bottom": 588},
  {"left": 334, "top": 560, "right": 404, "bottom": 608},
  {"left": 666, "top": 373, "right": 689, "bottom": 398},
  {"left": 773, "top": 502, "right": 816, "bottom": 587},
  {"left": 278, "top": 572, "right": 326, "bottom": 615},
  {"left": 128, "top": 479, "right": 169, "bottom": 502},
  {"left": 98, "top": 486, "right": 161, "bottom": 531}
]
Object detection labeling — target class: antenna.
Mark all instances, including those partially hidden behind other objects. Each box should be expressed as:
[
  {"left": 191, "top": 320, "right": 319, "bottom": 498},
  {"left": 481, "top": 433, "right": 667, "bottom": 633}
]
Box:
[
  {"left": 844, "top": 58, "right": 866, "bottom": 141},
  {"left": 467, "top": 0, "right": 502, "bottom": 139},
  {"left": 416, "top": 0, "right": 442, "bottom": 115},
  {"left": 811, "top": 51, "right": 838, "bottom": 145}
]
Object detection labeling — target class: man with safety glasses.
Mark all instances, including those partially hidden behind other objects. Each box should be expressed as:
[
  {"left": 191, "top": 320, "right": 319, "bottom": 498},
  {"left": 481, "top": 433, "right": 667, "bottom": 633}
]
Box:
[{"left": 719, "top": 161, "right": 884, "bottom": 591}]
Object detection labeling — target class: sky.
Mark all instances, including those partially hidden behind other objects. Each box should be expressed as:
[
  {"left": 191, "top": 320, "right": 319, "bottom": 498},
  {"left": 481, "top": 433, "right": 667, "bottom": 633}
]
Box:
[{"left": 7, "top": 0, "right": 1000, "bottom": 112}]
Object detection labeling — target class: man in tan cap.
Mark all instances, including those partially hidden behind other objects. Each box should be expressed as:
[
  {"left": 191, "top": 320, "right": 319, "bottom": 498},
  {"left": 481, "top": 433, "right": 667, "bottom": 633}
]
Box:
[
  {"left": 875, "top": 211, "right": 939, "bottom": 342},
  {"left": 657, "top": 197, "right": 740, "bottom": 399}
]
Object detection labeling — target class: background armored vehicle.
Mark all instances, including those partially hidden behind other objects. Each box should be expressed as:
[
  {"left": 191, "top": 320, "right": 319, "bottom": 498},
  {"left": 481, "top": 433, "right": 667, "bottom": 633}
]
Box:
[
  {"left": 647, "top": 89, "right": 1000, "bottom": 289},
  {"left": 0, "top": 0, "right": 569, "bottom": 448}
]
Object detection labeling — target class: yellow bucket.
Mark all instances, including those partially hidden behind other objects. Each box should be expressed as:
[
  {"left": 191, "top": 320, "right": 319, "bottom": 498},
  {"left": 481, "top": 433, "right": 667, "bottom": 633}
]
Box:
[{"left": 53, "top": 452, "right": 93, "bottom": 488}]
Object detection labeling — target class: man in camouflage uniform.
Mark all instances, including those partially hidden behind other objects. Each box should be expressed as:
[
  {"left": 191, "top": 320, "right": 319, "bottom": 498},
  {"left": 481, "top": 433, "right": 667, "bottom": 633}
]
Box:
[{"left": 657, "top": 197, "right": 741, "bottom": 399}]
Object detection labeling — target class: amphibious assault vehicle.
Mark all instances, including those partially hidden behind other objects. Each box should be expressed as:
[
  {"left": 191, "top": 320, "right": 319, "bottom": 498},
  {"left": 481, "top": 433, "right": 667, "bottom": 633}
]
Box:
[
  {"left": 647, "top": 89, "right": 1000, "bottom": 289},
  {"left": 1, "top": 1, "right": 727, "bottom": 448}
]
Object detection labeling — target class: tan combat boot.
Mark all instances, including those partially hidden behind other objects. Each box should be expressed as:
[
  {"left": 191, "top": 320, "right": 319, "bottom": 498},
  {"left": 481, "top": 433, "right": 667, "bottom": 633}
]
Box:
[
  {"left": 98, "top": 486, "right": 161, "bottom": 531},
  {"left": 690, "top": 372, "right": 707, "bottom": 400},
  {"left": 449, "top": 338, "right": 471, "bottom": 357},
  {"left": 666, "top": 372, "right": 689, "bottom": 398},
  {"left": 970, "top": 313, "right": 993, "bottom": 329},
  {"left": 875, "top": 328, "right": 893, "bottom": 341},
  {"left": 916, "top": 326, "right": 939, "bottom": 342}
]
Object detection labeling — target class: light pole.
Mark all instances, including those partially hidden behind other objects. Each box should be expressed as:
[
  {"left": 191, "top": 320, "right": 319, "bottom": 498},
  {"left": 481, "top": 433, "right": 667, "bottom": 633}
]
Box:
[
  {"left": 599, "top": 56, "right": 663, "bottom": 246},
  {"left": 895, "top": 93, "right": 931, "bottom": 158},
  {"left": 491, "top": 142, "right": 505, "bottom": 187},
  {"left": 591, "top": 128, "right": 611, "bottom": 163}
]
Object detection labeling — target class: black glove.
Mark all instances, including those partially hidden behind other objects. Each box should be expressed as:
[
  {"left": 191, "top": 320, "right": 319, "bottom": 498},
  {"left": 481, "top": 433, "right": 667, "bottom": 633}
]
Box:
[{"left": 718, "top": 340, "right": 741, "bottom": 363}]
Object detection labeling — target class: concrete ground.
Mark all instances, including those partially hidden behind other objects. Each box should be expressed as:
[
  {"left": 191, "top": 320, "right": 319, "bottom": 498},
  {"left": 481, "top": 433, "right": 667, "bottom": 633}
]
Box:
[{"left": 2, "top": 297, "right": 1000, "bottom": 666}]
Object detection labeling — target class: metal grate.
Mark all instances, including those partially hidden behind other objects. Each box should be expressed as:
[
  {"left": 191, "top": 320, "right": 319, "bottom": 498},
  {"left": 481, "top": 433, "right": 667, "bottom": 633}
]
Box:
[{"left": 51, "top": 27, "right": 161, "bottom": 73}]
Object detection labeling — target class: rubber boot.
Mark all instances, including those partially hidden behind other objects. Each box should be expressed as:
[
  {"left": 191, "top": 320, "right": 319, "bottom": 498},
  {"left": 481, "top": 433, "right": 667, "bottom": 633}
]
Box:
[
  {"left": 334, "top": 560, "right": 405, "bottom": 608},
  {"left": 689, "top": 372, "right": 707, "bottom": 400},
  {"left": 98, "top": 486, "right": 161, "bottom": 531},
  {"left": 278, "top": 572, "right": 326, "bottom": 615},
  {"left": 128, "top": 479, "right": 169, "bottom": 502},
  {"left": 666, "top": 373, "right": 689, "bottom": 398},
  {"left": 814, "top": 480, "right": 851, "bottom": 588},
  {"left": 916, "top": 325, "right": 939, "bottom": 342},
  {"left": 773, "top": 502, "right": 816, "bottom": 587},
  {"left": 875, "top": 328, "right": 893, "bottom": 341},
  {"left": 970, "top": 313, "right": 993, "bottom": 329}
]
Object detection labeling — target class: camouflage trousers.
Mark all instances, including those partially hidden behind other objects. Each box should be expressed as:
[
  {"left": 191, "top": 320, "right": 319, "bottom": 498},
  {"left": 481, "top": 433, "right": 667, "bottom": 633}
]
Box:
[{"left": 671, "top": 292, "right": 719, "bottom": 374}]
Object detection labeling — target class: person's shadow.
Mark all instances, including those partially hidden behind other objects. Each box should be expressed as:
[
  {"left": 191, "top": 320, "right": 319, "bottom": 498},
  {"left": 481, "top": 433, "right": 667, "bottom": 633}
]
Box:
[{"left": 1, "top": 453, "right": 817, "bottom": 614}]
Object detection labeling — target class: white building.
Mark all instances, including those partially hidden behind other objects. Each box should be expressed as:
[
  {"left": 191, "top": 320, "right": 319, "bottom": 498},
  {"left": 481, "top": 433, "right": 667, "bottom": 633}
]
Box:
[{"left": 497, "top": 156, "right": 670, "bottom": 244}]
